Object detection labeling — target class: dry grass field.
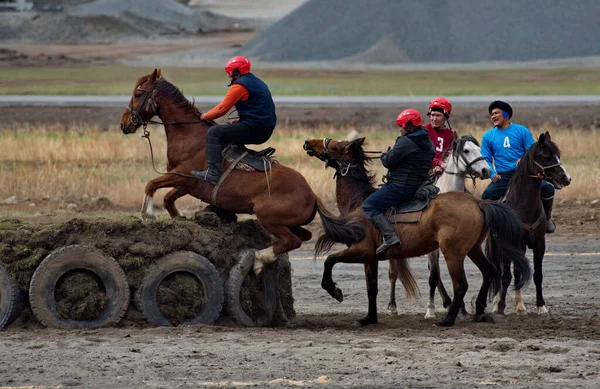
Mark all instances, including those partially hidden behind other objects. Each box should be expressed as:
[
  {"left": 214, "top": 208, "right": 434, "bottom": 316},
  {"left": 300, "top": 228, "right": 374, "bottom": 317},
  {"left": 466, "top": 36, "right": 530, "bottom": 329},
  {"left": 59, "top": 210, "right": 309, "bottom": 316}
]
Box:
[{"left": 0, "top": 123, "right": 596, "bottom": 216}]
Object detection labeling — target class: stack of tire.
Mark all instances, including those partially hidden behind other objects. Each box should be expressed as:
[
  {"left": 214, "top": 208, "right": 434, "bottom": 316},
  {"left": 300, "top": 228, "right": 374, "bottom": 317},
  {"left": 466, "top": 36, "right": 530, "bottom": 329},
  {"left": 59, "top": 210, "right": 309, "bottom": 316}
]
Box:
[{"left": 1, "top": 245, "right": 292, "bottom": 330}]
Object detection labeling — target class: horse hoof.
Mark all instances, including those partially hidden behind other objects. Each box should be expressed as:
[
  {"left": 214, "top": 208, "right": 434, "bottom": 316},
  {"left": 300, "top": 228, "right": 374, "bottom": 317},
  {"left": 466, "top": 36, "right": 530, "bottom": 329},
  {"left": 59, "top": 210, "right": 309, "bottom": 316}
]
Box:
[
  {"left": 473, "top": 314, "right": 495, "bottom": 323},
  {"left": 141, "top": 213, "right": 157, "bottom": 221},
  {"left": 537, "top": 306, "right": 548, "bottom": 315},
  {"left": 434, "top": 318, "right": 455, "bottom": 327},
  {"left": 516, "top": 308, "right": 528, "bottom": 316},
  {"left": 253, "top": 260, "right": 263, "bottom": 277},
  {"left": 387, "top": 305, "right": 398, "bottom": 316},
  {"left": 331, "top": 288, "right": 344, "bottom": 303},
  {"left": 424, "top": 311, "right": 436, "bottom": 319},
  {"left": 357, "top": 317, "right": 377, "bottom": 326}
]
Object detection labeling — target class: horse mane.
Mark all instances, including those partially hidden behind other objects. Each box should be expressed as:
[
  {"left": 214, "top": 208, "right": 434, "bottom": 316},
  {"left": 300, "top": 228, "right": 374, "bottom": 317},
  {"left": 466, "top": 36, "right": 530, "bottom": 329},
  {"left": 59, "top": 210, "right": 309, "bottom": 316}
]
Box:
[
  {"left": 344, "top": 141, "right": 378, "bottom": 208},
  {"left": 505, "top": 137, "right": 561, "bottom": 204},
  {"left": 459, "top": 134, "right": 480, "bottom": 147},
  {"left": 135, "top": 74, "right": 207, "bottom": 122}
]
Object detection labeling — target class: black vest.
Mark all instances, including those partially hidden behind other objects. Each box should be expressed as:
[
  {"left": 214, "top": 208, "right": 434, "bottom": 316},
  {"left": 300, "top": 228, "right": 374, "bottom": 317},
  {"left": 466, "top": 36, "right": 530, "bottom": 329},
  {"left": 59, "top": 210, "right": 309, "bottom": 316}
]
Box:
[{"left": 233, "top": 73, "right": 277, "bottom": 130}]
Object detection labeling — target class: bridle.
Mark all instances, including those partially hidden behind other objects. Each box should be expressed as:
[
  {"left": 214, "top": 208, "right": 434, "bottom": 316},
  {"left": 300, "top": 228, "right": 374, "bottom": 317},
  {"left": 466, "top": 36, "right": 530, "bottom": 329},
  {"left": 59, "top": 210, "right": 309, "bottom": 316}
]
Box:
[
  {"left": 529, "top": 156, "right": 564, "bottom": 180},
  {"left": 127, "top": 85, "right": 159, "bottom": 128},
  {"left": 126, "top": 80, "right": 205, "bottom": 129},
  {"left": 317, "top": 138, "right": 358, "bottom": 177},
  {"left": 441, "top": 140, "right": 486, "bottom": 186}
]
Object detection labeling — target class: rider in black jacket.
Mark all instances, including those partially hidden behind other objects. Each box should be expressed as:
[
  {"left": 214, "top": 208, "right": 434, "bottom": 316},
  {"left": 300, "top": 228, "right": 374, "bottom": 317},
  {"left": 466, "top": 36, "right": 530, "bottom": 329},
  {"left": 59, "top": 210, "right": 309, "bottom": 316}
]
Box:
[{"left": 362, "top": 109, "right": 435, "bottom": 254}]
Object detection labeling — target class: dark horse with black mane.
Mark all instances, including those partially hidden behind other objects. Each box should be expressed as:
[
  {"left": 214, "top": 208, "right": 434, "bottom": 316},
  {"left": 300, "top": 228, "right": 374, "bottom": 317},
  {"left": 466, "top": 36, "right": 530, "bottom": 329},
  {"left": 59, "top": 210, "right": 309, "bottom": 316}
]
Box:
[
  {"left": 490, "top": 132, "right": 571, "bottom": 315},
  {"left": 119, "top": 69, "right": 365, "bottom": 274},
  {"left": 304, "top": 137, "right": 531, "bottom": 327}
]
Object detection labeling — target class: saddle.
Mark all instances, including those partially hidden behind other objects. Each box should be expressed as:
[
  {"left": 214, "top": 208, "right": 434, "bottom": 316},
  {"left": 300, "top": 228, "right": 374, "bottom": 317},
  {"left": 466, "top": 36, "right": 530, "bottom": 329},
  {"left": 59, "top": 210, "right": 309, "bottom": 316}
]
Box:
[
  {"left": 209, "top": 144, "right": 278, "bottom": 205},
  {"left": 386, "top": 182, "right": 440, "bottom": 224},
  {"left": 222, "top": 144, "right": 277, "bottom": 172}
]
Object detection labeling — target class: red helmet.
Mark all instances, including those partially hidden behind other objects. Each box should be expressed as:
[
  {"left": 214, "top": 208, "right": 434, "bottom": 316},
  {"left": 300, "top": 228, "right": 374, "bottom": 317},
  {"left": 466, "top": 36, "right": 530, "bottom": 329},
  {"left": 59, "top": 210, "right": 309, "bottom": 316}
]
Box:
[
  {"left": 427, "top": 97, "right": 452, "bottom": 116},
  {"left": 224, "top": 56, "right": 251, "bottom": 76},
  {"left": 396, "top": 109, "right": 422, "bottom": 128}
]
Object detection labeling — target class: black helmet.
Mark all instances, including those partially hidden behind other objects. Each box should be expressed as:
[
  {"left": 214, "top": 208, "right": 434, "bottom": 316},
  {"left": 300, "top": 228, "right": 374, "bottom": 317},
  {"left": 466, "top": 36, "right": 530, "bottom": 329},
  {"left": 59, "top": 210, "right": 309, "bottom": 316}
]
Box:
[{"left": 488, "top": 100, "right": 513, "bottom": 119}]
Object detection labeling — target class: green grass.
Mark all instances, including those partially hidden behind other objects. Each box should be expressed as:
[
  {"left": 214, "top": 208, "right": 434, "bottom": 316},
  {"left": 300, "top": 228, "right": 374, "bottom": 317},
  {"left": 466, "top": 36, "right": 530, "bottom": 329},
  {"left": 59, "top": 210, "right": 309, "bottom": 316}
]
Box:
[{"left": 2, "top": 65, "right": 600, "bottom": 95}]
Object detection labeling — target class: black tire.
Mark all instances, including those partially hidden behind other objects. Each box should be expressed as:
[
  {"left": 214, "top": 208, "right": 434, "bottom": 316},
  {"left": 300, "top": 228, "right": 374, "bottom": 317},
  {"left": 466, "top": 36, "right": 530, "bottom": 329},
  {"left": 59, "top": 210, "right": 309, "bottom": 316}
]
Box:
[
  {"left": 29, "top": 245, "right": 130, "bottom": 329},
  {"left": 135, "top": 251, "right": 224, "bottom": 326},
  {"left": 225, "top": 249, "right": 282, "bottom": 327},
  {"left": 0, "top": 262, "right": 23, "bottom": 329}
]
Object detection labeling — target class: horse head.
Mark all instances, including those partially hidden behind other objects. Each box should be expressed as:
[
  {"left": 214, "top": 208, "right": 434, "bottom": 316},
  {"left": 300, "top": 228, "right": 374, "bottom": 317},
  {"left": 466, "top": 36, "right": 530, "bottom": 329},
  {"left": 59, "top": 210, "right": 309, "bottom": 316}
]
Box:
[
  {"left": 120, "top": 68, "right": 162, "bottom": 134},
  {"left": 303, "top": 137, "right": 370, "bottom": 173},
  {"left": 448, "top": 133, "right": 490, "bottom": 179},
  {"left": 528, "top": 131, "right": 571, "bottom": 189}
]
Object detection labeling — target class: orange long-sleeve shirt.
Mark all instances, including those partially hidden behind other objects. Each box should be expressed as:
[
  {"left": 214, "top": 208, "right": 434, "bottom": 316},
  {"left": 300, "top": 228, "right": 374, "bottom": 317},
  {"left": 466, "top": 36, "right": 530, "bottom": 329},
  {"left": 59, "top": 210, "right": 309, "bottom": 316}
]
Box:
[{"left": 203, "top": 84, "right": 249, "bottom": 121}]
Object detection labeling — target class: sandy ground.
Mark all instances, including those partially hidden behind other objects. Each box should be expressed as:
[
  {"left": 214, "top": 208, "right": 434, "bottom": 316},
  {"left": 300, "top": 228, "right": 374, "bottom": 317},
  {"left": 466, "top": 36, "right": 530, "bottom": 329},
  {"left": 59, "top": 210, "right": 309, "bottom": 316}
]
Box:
[
  {"left": 1, "top": 232, "right": 599, "bottom": 389},
  {"left": 1, "top": 33, "right": 600, "bottom": 389}
]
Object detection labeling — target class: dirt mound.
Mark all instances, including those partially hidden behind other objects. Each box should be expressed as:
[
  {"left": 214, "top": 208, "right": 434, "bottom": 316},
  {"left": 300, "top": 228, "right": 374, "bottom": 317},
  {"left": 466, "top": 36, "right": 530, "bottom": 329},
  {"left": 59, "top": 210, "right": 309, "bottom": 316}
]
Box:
[
  {"left": 0, "top": 1, "right": 251, "bottom": 44},
  {"left": 0, "top": 213, "right": 295, "bottom": 328},
  {"left": 240, "top": 0, "right": 600, "bottom": 64}
]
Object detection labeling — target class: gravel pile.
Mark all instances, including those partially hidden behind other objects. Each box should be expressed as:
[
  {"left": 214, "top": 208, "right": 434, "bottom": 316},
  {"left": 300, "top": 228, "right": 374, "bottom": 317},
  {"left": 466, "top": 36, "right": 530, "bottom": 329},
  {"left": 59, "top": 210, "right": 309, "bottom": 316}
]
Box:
[
  {"left": 0, "top": 0, "right": 251, "bottom": 43},
  {"left": 240, "top": 0, "right": 600, "bottom": 64}
]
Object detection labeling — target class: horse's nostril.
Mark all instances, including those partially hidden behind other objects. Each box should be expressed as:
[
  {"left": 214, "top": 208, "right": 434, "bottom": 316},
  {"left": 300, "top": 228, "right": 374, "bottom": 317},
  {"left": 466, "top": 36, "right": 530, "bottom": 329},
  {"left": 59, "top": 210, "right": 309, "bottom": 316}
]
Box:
[{"left": 120, "top": 123, "right": 125, "bottom": 131}]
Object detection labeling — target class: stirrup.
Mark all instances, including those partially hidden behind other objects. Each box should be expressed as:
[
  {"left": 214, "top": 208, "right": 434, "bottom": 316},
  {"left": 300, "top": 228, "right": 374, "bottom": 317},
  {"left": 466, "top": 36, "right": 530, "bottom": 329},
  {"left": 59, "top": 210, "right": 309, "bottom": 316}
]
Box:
[
  {"left": 375, "top": 238, "right": 400, "bottom": 255},
  {"left": 192, "top": 170, "right": 219, "bottom": 184},
  {"left": 546, "top": 218, "right": 556, "bottom": 234}
]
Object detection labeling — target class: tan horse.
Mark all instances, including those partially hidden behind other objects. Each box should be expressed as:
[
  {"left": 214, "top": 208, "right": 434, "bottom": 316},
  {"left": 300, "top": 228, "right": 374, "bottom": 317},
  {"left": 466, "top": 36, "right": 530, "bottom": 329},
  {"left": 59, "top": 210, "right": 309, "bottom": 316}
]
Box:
[
  {"left": 304, "top": 137, "right": 531, "bottom": 326},
  {"left": 119, "top": 69, "right": 364, "bottom": 273}
]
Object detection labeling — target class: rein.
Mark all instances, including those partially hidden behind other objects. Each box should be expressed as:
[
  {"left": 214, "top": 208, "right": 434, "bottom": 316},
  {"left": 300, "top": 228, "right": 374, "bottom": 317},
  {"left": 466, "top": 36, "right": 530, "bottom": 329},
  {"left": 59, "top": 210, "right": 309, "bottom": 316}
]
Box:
[
  {"left": 528, "top": 159, "right": 563, "bottom": 180},
  {"left": 140, "top": 127, "right": 196, "bottom": 179},
  {"left": 128, "top": 81, "right": 209, "bottom": 179},
  {"left": 442, "top": 147, "right": 486, "bottom": 188}
]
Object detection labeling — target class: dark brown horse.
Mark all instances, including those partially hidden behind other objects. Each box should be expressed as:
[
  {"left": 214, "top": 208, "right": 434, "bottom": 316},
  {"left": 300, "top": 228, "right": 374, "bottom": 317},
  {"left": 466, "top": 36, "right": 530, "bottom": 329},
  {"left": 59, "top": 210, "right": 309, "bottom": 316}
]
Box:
[
  {"left": 490, "top": 132, "right": 571, "bottom": 315},
  {"left": 119, "top": 69, "right": 364, "bottom": 273},
  {"left": 304, "top": 137, "right": 531, "bottom": 326}
]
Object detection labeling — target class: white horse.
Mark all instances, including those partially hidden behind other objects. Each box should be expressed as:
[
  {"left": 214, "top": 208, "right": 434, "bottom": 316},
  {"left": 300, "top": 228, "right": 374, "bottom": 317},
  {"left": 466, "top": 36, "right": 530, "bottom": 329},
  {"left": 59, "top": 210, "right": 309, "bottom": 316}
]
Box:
[{"left": 387, "top": 134, "right": 491, "bottom": 318}]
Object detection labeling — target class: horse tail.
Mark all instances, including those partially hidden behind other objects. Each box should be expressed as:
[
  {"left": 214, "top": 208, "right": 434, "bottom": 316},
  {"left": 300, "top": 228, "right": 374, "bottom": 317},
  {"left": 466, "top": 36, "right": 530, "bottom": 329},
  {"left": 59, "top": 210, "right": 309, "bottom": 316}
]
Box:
[
  {"left": 391, "top": 258, "right": 420, "bottom": 300},
  {"left": 479, "top": 200, "right": 531, "bottom": 291},
  {"left": 314, "top": 198, "right": 365, "bottom": 257}
]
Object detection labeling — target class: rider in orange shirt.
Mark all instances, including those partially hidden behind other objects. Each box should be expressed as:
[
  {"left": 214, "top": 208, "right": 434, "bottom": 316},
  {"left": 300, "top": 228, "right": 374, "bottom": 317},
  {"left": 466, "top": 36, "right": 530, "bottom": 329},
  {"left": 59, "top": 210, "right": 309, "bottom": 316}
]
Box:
[{"left": 192, "top": 56, "right": 276, "bottom": 184}]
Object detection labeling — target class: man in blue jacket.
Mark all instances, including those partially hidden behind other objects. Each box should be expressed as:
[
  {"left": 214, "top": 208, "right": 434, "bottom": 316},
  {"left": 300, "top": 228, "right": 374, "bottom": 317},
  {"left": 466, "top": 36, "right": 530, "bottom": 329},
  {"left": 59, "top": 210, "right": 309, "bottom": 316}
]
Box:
[
  {"left": 481, "top": 100, "right": 556, "bottom": 232},
  {"left": 362, "top": 109, "right": 435, "bottom": 254}
]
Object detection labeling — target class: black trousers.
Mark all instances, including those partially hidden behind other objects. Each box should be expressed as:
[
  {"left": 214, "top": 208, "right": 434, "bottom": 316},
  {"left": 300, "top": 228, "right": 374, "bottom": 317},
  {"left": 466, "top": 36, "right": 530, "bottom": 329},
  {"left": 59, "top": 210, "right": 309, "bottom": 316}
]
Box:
[{"left": 205, "top": 122, "right": 273, "bottom": 147}]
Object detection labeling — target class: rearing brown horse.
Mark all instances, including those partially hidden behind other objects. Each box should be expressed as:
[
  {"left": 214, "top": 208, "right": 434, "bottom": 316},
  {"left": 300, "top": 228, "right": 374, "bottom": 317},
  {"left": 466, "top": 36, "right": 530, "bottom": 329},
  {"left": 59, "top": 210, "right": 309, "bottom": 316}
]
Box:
[
  {"left": 304, "top": 137, "right": 531, "bottom": 327},
  {"left": 119, "top": 69, "right": 364, "bottom": 273}
]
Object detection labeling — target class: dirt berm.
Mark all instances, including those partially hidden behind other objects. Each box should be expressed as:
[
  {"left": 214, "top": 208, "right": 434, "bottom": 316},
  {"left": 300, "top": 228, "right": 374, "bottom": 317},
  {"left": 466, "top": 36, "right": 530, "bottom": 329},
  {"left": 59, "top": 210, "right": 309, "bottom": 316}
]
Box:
[{"left": 0, "top": 211, "right": 295, "bottom": 329}]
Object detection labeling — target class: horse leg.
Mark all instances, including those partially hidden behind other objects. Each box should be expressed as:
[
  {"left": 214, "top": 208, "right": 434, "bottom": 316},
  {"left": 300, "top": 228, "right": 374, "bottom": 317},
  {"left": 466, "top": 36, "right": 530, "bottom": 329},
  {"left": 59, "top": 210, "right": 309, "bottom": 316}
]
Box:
[
  {"left": 467, "top": 245, "right": 496, "bottom": 322},
  {"left": 359, "top": 260, "right": 379, "bottom": 325},
  {"left": 532, "top": 237, "right": 547, "bottom": 315},
  {"left": 437, "top": 250, "right": 468, "bottom": 327},
  {"left": 253, "top": 224, "right": 302, "bottom": 275},
  {"left": 425, "top": 250, "right": 442, "bottom": 318},
  {"left": 387, "top": 259, "right": 398, "bottom": 315},
  {"left": 141, "top": 174, "right": 186, "bottom": 220},
  {"left": 321, "top": 247, "right": 366, "bottom": 303},
  {"left": 290, "top": 226, "right": 312, "bottom": 242},
  {"left": 163, "top": 187, "right": 186, "bottom": 218}
]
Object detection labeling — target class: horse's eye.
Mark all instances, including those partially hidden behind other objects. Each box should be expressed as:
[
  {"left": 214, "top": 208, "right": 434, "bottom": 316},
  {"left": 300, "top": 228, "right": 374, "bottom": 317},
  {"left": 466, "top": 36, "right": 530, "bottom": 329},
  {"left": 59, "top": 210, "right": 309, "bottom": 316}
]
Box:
[{"left": 464, "top": 149, "right": 470, "bottom": 153}]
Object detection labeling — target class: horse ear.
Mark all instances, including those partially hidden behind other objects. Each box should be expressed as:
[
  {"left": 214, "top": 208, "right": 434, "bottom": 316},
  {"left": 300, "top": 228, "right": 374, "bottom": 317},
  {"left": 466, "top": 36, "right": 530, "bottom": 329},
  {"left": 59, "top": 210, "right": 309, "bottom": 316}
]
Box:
[
  {"left": 353, "top": 137, "right": 365, "bottom": 146},
  {"left": 538, "top": 132, "right": 546, "bottom": 146},
  {"left": 452, "top": 132, "right": 459, "bottom": 151},
  {"left": 157, "top": 68, "right": 162, "bottom": 78},
  {"left": 151, "top": 69, "right": 160, "bottom": 82},
  {"left": 545, "top": 131, "right": 552, "bottom": 141}
]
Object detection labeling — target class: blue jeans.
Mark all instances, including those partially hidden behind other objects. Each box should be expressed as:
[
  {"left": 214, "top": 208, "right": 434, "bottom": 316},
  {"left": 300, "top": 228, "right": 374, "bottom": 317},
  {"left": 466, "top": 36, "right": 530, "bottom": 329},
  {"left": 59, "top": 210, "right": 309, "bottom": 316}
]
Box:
[
  {"left": 362, "top": 183, "right": 416, "bottom": 219},
  {"left": 481, "top": 170, "right": 555, "bottom": 200}
]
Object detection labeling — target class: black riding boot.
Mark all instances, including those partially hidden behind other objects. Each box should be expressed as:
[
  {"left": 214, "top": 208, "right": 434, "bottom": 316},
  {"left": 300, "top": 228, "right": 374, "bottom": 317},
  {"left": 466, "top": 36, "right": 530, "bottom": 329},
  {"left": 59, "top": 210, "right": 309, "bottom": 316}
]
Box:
[
  {"left": 192, "top": 143, "right": 222, "bottom": 184},
  {"left": 370, "top": 214, "right": 401, "bottom": 254},
  {"left": 542, "top": 197, "right": 556, "bottom": 233}
]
